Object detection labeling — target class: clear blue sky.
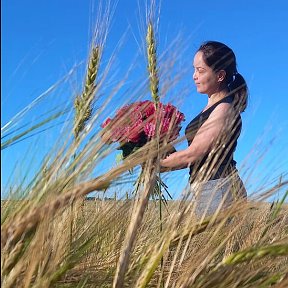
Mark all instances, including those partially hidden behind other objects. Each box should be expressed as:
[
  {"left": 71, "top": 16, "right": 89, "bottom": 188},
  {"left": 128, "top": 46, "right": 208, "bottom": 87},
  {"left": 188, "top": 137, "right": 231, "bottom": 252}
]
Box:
[{"left": 2, "top": 0, "right": 288, "bottom": 200}]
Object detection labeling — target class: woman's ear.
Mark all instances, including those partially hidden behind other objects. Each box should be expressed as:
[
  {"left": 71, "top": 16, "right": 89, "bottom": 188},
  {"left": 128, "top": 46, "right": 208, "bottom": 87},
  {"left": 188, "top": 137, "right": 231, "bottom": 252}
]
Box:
[{"left": 217, "top": 70, "right": 226, "bottom": 82}]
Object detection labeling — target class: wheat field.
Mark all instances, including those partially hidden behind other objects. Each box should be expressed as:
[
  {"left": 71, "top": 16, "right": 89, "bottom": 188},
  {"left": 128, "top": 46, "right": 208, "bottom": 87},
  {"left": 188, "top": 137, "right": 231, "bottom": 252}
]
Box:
[{"left": 2, "top": 1, "right": 288, "bottom": 287}]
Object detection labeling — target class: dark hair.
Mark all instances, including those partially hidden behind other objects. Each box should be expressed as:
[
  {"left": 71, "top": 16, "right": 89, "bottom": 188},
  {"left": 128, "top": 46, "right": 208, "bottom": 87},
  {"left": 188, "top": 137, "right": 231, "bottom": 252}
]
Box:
[{"left": 198, "top": 41, "right": 248, "bottom": 112}]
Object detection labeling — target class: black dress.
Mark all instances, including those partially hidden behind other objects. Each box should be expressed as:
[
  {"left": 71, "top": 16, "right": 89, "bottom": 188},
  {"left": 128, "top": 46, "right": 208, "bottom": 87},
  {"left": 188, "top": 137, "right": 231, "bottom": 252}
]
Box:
[
  {"left": 184, "top": 95, "right": 247, "bottom": 216},
  {"left": 185, "top": 95, "right": 242, "bottom": 184}
]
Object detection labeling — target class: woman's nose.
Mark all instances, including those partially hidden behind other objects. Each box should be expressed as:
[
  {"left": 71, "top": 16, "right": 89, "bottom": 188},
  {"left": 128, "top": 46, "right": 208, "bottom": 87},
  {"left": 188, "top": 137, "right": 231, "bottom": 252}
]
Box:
[{"left": 193, "top": 71, "right": 197, "bottom": 80}]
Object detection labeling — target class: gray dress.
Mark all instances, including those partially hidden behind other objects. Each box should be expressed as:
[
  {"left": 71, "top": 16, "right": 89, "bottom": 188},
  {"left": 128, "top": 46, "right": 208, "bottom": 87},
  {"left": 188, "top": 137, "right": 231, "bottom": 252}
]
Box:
[{"left": 190, "top": 173, "right": 247, "bottom": 217}]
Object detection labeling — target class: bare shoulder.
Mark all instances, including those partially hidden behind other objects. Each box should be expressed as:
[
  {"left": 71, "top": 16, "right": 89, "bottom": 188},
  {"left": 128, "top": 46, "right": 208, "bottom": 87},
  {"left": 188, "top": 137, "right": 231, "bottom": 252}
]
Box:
[
  {"left": 214, "top": 101, "right": 233, "bottom": 112},
  {"left": 209, "top": 102, "right": 234, "bottom": 119}
]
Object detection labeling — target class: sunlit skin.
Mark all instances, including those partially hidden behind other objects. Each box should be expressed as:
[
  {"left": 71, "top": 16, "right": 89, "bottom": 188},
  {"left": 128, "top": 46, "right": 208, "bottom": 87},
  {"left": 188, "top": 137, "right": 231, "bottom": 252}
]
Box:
[
  {"left": 160, "top": 51, "right": 234, "bottom": 171},
  {"left": 193, "top": 51, "right": 227, "bottom": 105}
]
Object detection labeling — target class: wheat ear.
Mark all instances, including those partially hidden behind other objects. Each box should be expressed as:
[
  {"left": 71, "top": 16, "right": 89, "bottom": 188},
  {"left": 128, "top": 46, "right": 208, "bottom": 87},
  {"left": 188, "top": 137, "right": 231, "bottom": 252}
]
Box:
[
  {"left": 74, "top": 46, "right": 100, "bottom": 139},
  {"left": 146, "top": 22, "right": 159, "bottom": 103},
  {"left": 220, "top": 244, "right": 288, "bottom": 266}
]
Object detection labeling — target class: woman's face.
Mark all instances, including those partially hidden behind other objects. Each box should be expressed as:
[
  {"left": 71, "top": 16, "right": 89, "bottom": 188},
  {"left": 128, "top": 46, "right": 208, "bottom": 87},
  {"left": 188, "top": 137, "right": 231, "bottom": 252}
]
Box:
[{"left": 193, "top": 51, "right": 222, "bottom": 96}]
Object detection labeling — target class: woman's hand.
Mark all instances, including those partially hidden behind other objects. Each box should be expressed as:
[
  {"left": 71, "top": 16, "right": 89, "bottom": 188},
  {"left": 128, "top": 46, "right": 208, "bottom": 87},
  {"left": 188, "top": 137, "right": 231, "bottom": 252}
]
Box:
[
  {"left": 159, "top": 160, "right": 172, "bottom": 172},
  {"left": 163, "top": 144, "right": 176, "bottom": 158},
  {"left": 139, "top": 144, "right": 176, "bottom": 172},
  {"left": 158, "top": 144, "right": 176, "bottom": 172}
]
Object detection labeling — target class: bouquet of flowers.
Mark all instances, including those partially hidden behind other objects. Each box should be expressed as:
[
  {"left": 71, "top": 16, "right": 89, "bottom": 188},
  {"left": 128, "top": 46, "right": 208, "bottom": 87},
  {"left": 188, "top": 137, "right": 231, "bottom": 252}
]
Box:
[{"left": 101, "top": 100, "right": 185, "bottom": 158}]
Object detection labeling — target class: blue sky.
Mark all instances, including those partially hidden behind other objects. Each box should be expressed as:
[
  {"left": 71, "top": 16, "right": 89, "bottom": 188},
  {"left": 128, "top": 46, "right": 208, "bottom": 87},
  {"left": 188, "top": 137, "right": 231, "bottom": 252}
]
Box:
[{"left": 2, "top": 0, "right": 288, "bottom": 200}]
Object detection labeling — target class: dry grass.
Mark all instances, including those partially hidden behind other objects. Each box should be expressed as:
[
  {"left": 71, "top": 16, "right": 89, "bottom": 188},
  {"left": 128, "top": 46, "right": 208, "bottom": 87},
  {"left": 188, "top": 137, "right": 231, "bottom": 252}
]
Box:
[{"left": 1, "top": 199, "right": 287, "bottom": 287}]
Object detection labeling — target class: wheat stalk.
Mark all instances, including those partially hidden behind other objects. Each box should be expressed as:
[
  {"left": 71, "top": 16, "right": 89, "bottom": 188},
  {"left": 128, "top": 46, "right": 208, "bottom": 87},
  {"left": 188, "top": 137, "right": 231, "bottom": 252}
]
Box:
[
  {"left": 220, "top": 243, "right": 288, "bottom": 266},
  {"left": 1, "top": 140, "right": 160, "bottom": 250},
  {"left": 71, "top": 45, "right": 101, "bottom": 251},
  {"left": 113, "top": 162, "right": 157, "bottom": 288},
  {"left": 74, "top": 46, "right": 101, "bottom": 139},
  {"left": 146, "top": 22, "right": 159, "bottom": 104}
]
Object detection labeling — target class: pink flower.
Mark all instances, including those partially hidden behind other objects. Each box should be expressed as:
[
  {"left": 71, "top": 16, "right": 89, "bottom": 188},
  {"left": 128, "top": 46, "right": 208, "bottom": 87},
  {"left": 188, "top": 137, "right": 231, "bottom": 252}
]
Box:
[
  {"left": 143, "top": 101, "right": 156, "bottom": 118},
  {"left": 101, "top": 100, "right": 185, "bottom": 147},
  {"left": 125, "top": 119, "right": 143, "bottom": 143},
  {"left": 101, "top": 117, "right": 112, "bottom": 128},
  {"left": 116, "top": 105, "right": 129, "bottom": 118},
  {"left": 160, "top": 118, "right": 171, "bottom": 134},
  {"left": 144, "top": 122, "right": 156, "bottom": 138},
  {"left": 111, "top": 127, "right": 123, "bottom": 142},
  {"left": 175, "top": 111, "right": 185, "bottom": 123}
]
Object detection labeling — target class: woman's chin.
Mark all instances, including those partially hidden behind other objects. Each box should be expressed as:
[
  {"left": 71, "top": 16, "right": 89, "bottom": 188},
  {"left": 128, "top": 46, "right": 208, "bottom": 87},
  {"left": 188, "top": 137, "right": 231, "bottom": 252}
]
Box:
[{"left": 196, "top": 88, "right": 205, "bottom": 94}]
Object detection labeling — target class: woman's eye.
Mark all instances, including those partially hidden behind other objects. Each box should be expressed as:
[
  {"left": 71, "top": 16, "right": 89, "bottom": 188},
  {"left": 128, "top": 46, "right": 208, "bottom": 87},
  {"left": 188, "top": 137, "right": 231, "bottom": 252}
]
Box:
[{"left": 193, "top": 68, "right": 205, "bottom": 74}]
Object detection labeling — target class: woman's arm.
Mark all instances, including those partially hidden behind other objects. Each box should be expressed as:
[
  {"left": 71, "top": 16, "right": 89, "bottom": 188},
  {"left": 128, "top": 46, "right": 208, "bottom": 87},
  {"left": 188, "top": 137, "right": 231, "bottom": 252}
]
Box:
[{"left": 160, "top": 102, "right": 233, "bottom": 171}]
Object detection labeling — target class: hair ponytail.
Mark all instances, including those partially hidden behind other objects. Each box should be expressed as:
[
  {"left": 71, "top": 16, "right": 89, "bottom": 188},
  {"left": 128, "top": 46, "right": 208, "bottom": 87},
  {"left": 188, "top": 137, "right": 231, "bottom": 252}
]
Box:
[{"left": 229, "top": 72, "right": 248, "bottom": 113}]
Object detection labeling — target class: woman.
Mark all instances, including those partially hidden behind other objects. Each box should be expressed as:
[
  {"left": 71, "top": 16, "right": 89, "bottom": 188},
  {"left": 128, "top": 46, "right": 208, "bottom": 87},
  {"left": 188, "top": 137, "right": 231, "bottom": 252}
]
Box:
[{"left": 160, "top": 41, "right": 247, "bottom": 217}]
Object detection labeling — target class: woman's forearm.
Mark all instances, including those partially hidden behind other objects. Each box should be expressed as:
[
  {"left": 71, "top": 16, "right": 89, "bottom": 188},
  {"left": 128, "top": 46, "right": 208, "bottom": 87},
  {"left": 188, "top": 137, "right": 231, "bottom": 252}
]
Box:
[{"left": 160, "top": 150, "right": 193, "bottom": 171}]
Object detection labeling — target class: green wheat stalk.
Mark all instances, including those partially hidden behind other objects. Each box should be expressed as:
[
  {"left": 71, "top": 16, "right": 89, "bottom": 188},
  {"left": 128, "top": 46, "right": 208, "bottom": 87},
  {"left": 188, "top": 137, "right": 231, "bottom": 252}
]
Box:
[
  {"left": 74, "top": 46, "right": 101, "bottom": 139},
  {"left": 146, "top": 19, "right": 167, "bottom": 287},
  {"left": 193, "top": 244, "right": 288, "bottom": 287},
  {"left": 146, "top": 22, "right": 159, "bottom": 104},
  {"left": 71, "top": 46, "right": 101, "bottom": 251},
  {"left": 220, "top": 244, "right": 288, "bottom": 266}
]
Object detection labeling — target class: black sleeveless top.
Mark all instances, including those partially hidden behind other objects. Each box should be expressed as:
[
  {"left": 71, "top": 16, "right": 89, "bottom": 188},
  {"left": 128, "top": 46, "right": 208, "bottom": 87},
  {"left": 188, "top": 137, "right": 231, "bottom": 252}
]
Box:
[{"left": 185, "top": 95, "right": 241, "bottom": 183}]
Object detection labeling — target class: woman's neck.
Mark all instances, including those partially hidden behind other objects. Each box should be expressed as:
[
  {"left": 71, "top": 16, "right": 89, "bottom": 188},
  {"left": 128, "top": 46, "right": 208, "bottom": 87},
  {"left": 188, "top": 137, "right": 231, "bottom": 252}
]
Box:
[{"left": 207, "top": 88, "right": 229, "bottom": 107}]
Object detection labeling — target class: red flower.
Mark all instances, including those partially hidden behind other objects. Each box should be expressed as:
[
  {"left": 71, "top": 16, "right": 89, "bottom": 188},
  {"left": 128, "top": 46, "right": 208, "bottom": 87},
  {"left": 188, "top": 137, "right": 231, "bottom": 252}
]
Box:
[
  {"left": 143, "top": 100, "right": 156, "bottom": 118},
  {"left": 144, "top": 122, "right": 156, "bottom": 138},
  {"left": 101, "top": 100, "right": 185, "bottom": 149},
  {"left": 101, "top": 117, "right": 112, "bottom": 128}
]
